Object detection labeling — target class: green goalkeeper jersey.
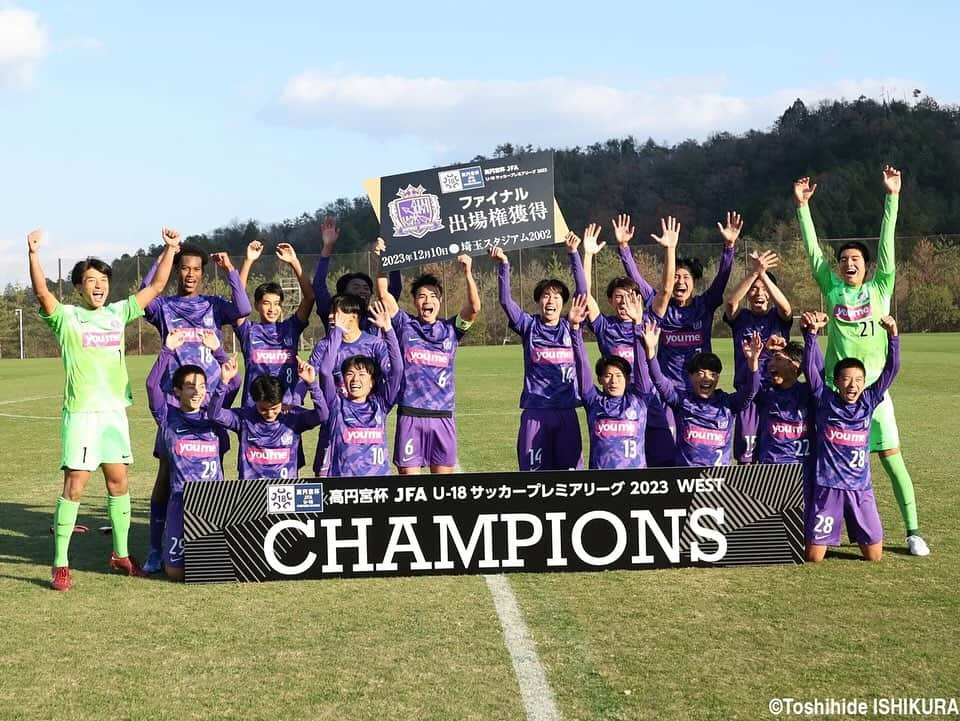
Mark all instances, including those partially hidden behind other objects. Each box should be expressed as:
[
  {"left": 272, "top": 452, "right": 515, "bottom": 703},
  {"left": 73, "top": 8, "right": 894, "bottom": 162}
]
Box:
[
  {"left": 41, "top": 295, "right": 144, "bottom": 412},
  {"left": 798, "top": 194, "right": 898, "bottom": 386}
]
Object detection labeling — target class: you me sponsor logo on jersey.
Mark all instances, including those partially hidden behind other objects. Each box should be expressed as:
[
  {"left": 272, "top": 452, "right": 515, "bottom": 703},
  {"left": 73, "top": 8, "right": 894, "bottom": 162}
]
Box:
[
  {"left": 834, "top": 304, "right": 872, "bottom": 322},
  {"left": 684, "top": 424, "right": 727, "bottom": 447},
  {"left": 81, "top": 331, "right": 122, "bottom": 348},
  {"left": 343, "top": 427, "right": 385, "bottom": 444},
  {"left": 769, "top": 421, "right": 807, "bottom": 439},
  {"left": 595, "top": 419, "right": 639, "bottom": 437},
  {"left": 531, "top": 347, "right": 574, "bottom": 364},
  {"left": 611, "top": 346, "right": 635, "bottom": 362},
  {"left": 175, "top": 439, "right": 219, "bottom": 458},
  {"left": 246, "top": 446, "right": 291, "bottom": 465},
  {"left": 825, "top": 426, "right": 868, "bottom": 446},
  {"left": 406, "top": 347, "right": 450, "bottom": 367},
  {"left": 251, "top": 348, "right": 293, "bottom": 365},
  {"left": 662, "top": 330, "right": 703, "bottom": 347},
  {"left": 172, "top": 327, "right": 208, "bottom": 343}
]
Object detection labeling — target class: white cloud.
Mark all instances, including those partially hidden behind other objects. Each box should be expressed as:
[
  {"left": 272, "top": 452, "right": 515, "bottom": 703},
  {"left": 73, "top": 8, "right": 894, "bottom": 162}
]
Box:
[
  {"left": 0, "top": 8, "right": 48, "bottom": 89},
  {"left": 276, "top": 71, "right": 925, "bottom": 155}
]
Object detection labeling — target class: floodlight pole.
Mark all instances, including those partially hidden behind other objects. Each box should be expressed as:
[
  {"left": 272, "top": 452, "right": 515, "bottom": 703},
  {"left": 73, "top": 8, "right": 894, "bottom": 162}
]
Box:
[{"left": 14, "top": 308, "right": 23, "bottom": 360}]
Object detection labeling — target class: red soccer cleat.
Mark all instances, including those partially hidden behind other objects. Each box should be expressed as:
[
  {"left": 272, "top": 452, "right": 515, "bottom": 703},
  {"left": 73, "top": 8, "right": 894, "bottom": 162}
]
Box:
[
  {"left": 51, "top": 566, "right": 73, "bottom": 591},
  {"left": 108, "top": 553, "right": 147, "bottom": 577}
]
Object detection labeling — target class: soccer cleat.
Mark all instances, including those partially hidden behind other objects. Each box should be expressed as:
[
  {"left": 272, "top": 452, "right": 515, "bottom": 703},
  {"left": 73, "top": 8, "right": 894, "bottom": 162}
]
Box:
[
  {"left": 142, "top": 549, "right": 163, "bottom": 574},
  {"left": 50, "top": 566, "right": 73, "bottom": 591},
  {"left": 48, "top": 524, "right": 89, "bottom": 535},
  {"left": 108, "top": 552, "right": 147, "bottom": 577},
  {"left": 906, "top": 535, "right": 930, "bottom": 557}
]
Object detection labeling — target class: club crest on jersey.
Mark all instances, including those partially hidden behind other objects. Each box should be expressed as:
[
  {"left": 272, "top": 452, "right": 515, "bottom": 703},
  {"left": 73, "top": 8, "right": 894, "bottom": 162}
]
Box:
[
  {"left": 625, "top": 408, "right": 638, "bottom": 420},
  {"left": 388, "top": 185, "right": 443, "bottom": 239},
  {"left": 442, "top": 338, "right": 452, "bottom": 350}
]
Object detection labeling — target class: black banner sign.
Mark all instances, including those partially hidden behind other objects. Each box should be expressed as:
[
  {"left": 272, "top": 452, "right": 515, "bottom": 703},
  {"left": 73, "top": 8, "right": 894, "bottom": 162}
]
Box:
[
  {"left": 183, "top": 464, "right": 803, "bottom": 583},
  {"left": 364, "top": 151, "right": 566, "bottom": 271}
]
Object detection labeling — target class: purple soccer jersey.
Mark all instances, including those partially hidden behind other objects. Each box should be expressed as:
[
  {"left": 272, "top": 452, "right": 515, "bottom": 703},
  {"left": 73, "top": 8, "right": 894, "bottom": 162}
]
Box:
[
  {"left": 312, "top": 256, "right": 402, "bottom": 334},
  {"left": 649, "top": 355, "right": 759, "bottom": 467},
  {"left": 498, "top": 262, "right": 580, "bottom": 409},
  {"left": 651, "top": 245, "right": 734, "bottom": 388},
  {"left": 235, "top": 315, "right": 307, "bottom": 406},
  {"left": 319, "top": 325, "right": 402, "bottom": 477},
  {"left": 804, "top": 330, "right": 900, "bottom": 491},
  {"left": 392, "top": 311, "right": 465, "bottom": 412},
  {"left": 724, "top": 308, "right": 793, "bottom": 383},
  {"left": 142, "top": 261, "right": 251, "bottom": 394},
  {"left": 754, "top": 380, "right": 815, "bottom": 465},
  {"left": 146, "top": 350, "right": 225, "bottom": 493},
  {"left": 573, "top": 327, "right": 653, "bottom": 469},
  {"left": 208, "top": 379, "right": 327, "bottom": 480}
]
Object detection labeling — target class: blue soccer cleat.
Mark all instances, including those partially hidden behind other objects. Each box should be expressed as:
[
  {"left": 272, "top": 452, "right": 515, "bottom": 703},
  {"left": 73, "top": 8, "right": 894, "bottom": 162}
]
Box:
[{"left": 142, "top": 548, "right": 163, "bottom": 574}]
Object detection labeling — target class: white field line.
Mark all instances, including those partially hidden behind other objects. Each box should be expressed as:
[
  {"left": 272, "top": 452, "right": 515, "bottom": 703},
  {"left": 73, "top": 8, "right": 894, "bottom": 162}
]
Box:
[
  {"left": 0, "top": 412, "right": 58, "bottom": 420},
  {"left": 0, "top": 395, "right": 59, "bottom": 406},
  {"left": 484, "top": 574, "right": 562, "bottom": 721}
]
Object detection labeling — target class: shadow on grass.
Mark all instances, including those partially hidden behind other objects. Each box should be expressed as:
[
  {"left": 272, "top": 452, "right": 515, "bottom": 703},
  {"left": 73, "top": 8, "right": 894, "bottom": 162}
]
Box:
[{"left": 0, "top": 500, "right": 151, "bottom": 583}]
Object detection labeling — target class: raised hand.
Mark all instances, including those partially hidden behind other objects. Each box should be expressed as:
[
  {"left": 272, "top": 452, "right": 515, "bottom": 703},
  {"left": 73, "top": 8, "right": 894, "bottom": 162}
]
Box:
[
  {"left": 457, "top": 254, "right": 473, "bottom": 274},
  {"left": 564, "top": 231, "right": 581, "bottom": 253},
  {"left": 488, "top": 246, "right": 508, "bottom": 264},
  {"left": 882, "top": 165, "right": 902, "bottom": 195},
  {"left": 165, "top": 328, "right": 188, "bottom": 351},
  {"left": 749, "top": 250, "right": 779, "bottom": 274},
  {"left": 612, "top": 214, "right": 635, "bottom": 247},
  {"left": 879, "top": 315, "right": 899, "bottom": 336},
  {"left": 246, "top": 240, "right": 264, "bottom": 262},
  {"left": 368, "top": 299, "right": 392, "bottom": 331},
  {"left": 27, "top": 228, "right": 42, "bottom": 252},
  {"left": 640, "top": 319, "right": 661, "bottom": 357},
  {"left": 765, "top": 334, "right": 787, "bottom": 352},
  {"left": 568, "top": 294, "right": 588, "bottom": 325},
  {"left": 801, "top": 311, "right": 828, "bottom": 332},
  {"left": 650, "top": 216, "right": 680, "bottom": 249},
  {"left": 794, "top": 177, "right": 817, "bottom": 207},
  {"left": 321, "top": 217, "right": 339, "bottom": 246},
  {"left": 742, "top": 330, "right": 764, "bottom": 365},
  {"left": 200, "top": 329, "right": 221, "bottom": 351},
  {"left": 717, "top": 211, "right": 743, "bottom": 248},
  {"left": 582, "top": 223, "right": 606, "bottom": 256},
  {"left": 297, "top": 356, "right": 316, "bottom": 384},
  {"left": 211, "top": 252, "right": 234, "bottom": 272},
  {"left": 370, "top": 237, "right": 386, "bottom": 257},
  {"left": 220, "top": 355, "right": 239, "bottom": 384},
  {"left": 275, "top": 243, "right": 298, "bottom": 265},
  {"left": 622, "top": 291, "right": 644, "bottom": 324},
  {"left": 161, "top": 228, "right": 182, "bottom": 247}
]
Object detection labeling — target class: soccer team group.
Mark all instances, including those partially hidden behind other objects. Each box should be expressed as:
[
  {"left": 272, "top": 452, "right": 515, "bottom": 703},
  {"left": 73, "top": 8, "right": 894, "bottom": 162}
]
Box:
[{"left": 28, "top": 165, "right": 929, "bottom": 591}]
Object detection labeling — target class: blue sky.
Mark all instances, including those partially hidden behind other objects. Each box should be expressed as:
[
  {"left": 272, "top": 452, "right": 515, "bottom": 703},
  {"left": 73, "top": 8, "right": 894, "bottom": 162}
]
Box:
[{"left": 1, "top": 0, "right": 955, "bottom": 288}]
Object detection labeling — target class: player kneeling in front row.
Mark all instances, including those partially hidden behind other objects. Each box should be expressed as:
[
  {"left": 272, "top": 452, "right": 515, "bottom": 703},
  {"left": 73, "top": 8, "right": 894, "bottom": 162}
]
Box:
[
  {"left": 146, "top": 329, "right": 237, "bottom": 580},
  {"left": 31, "top": 227, "right": 180, "bottom": 591},
  {"left": 569, "top": 294, "right": 656, "bottom": 469},
  {"left": 802, "top": 311, "right": 900, "bottom": 562}
]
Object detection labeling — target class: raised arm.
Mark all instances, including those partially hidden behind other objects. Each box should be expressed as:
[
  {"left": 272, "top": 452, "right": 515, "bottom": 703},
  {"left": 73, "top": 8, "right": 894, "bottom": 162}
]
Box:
[
  {"left": 641, "top": 320, "right": 678, "bottom": 407},
  {"left": 212, "top": 252, "right": 253, "bottom": 322},
  {"left": 207, "top": 356, "right": 242, "bottom": 431},
  {"left": 369, "top": 301, "right": 403, "bottom": 407},
  {"left": 568, "top": 295, "right": 595, "bottom": 405},
  {"left": 578, "top": 225, "right": 604, "bottom": 322},
  {"left": 134, "top": 228, "right": 181, "bottom": 309},
  {"left": 794, "top": 176, "right": 834, "bottom": 293},
  {"left": 318, "top": 327, "right": 343, "bottom": 406},
  {"left": 373, "top": 238, "right": 401, "bottom": 319},
  {"left": 621, "top": 293, "right": 653, "bottom": 394},
  {"left": 146, "top": 343, "right": 178, "bottom": 423},
  {"left": 875, "top": 165, "right": 901, "bottom": 294},
  {"left": 235, "top": 241, "right": 263, "bottom": 327},
  {"left": 275, "top": 243, "right": 316, "bottom": 323},
  {"left": 312, "top": 216, "right": 338, "bottom": 324},
  {"left": 291, "top": 358, "right": 329, "bottom": 430},
  {"left": 703, "top": 212, "right": 740, "bottom": 310},
  {"left": 730, "top": 331, "right": 763, "bottom": 412},
  {"left": 26, "top": 230, "right": 58, "bottom": 316},
  {"left": 649, "top": 217, "right": 679, "bottom": 319},
  {"left": 801, "top": 311, "right": 828, "bottom": 398},
  {"left": 490, "top": 246, "right": 525, "bottom": 330},
  {"left": 612, "top": 214, "right": 655, "bottom": 302},
  {"left": 457, "top": 254, "right": 481, "bottom": 322},
  {"left": 866, "top": 316, "right": 901, "bottom": 403}
]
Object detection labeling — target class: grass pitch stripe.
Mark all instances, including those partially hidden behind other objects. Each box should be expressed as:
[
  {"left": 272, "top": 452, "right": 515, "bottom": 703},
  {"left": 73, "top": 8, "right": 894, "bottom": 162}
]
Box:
[{"left": 484, "top": 574, "right": 561, "bottom": 721}]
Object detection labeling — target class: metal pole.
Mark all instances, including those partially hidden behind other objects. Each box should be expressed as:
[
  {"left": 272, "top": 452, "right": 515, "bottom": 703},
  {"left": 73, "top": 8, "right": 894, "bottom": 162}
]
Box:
[
  {"left": 57, "top": 259, "right": 63, "bottom": 301},
  {"left": 15, "top": 308, "right": 23, "bottom": 360}
]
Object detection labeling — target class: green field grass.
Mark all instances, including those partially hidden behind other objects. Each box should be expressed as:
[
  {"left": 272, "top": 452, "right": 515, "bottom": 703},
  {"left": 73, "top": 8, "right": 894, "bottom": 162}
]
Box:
[{"left": 1, "top": 336, "right": 958, "bottom": 720}]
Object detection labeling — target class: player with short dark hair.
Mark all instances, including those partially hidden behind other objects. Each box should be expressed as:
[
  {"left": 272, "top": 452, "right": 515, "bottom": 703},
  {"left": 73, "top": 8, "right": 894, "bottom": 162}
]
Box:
[{"left": 31, "top": 227, "right": 180, "bottom": 590}]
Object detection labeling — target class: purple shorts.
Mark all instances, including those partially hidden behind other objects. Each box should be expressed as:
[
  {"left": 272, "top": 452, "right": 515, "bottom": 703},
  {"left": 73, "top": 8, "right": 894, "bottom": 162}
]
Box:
[
  {"left": 517, "top": 408, "right": 583, "bottom": 471},
  {"left": 733, "top": 402, "right": 759, "bottom": 464},
  {"left": 805, "top": 485, "right": 883, "bottom": 546},
  {"left": 394, "top": 415, "right": 458, "bottom": 468},
  {"left": 163, "top": 492, "right": 185, "bottom": 569}
]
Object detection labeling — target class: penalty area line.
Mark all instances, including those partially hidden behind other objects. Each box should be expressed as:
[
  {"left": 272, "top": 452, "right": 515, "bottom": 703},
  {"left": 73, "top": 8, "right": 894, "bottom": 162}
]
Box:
[{"left": 484, "top": 574, "right": 561, "bottom": 721}]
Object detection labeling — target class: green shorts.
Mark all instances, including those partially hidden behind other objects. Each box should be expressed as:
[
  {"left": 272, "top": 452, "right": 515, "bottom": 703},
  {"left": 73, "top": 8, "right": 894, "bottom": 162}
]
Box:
[
  {"left": 869, "top": 392, "right": 901, "bottom": 452},
  {"left": 60, "top": 409, "right": 134, "bottom": 471}
]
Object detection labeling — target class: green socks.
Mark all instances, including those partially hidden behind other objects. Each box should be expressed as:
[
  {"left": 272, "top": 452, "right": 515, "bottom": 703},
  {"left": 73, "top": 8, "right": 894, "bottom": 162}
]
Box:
[
  {"left": 879, "top": 452, "right": 919, "bottom": 534},
  {"left": 52, "top": 497, "right": 80, "bottom": 567},
  {"left": 107, "top": 493, "right": 132, "bottom": 557}
]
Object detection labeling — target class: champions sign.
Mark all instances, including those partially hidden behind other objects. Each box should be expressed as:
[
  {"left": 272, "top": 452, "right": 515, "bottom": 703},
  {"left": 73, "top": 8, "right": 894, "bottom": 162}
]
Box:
[{"left": 183, "top": 464, "right": 803, "bottom": 583}]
